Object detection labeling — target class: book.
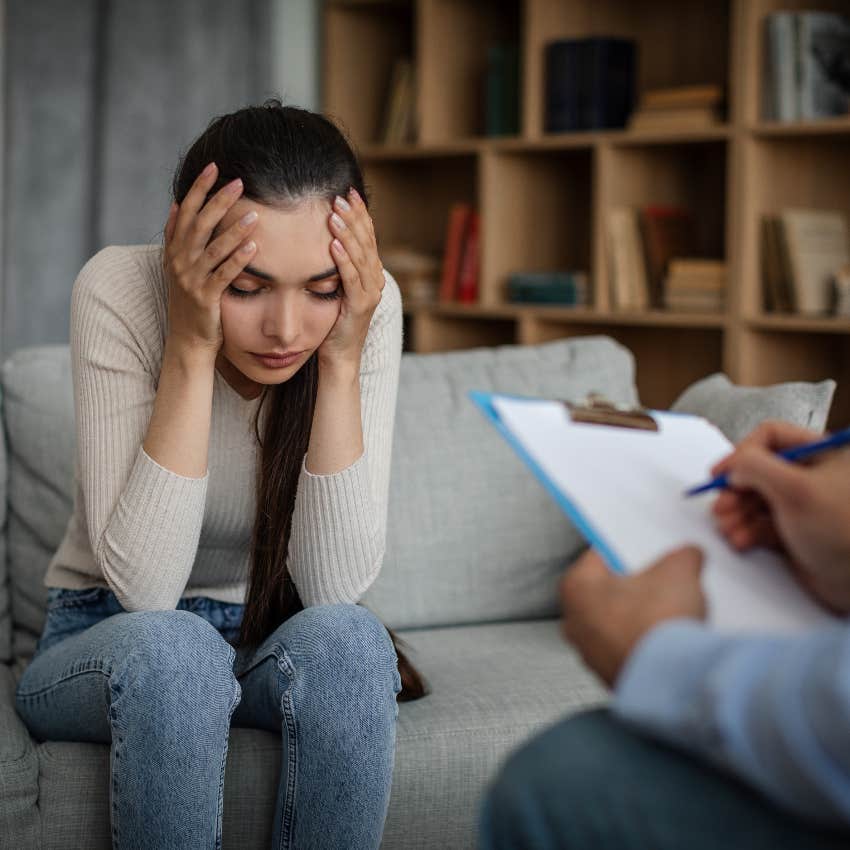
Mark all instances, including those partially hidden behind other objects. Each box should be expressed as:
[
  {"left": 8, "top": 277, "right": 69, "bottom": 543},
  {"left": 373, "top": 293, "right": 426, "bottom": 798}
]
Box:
[
  {"left": 486, "top": 43, "right": 520, "bottom": 137},
  {"left": 457, "top": 212, "right": 480, "bottom": 304},
  {"left": 507, "top": 272, "right": 589, "bottom": 305},
  {"left": 763, "top": 12, "right": 850, "bottom": 121},
  {"left": 780, "top": 209, "right": 850, "bottom": 314},
  {"left": 607, "top": 207, "right": 650, "bottom": 310},
  {"left": 761, "top": 216, "right": 796, "bottom": 313},
  {"left": 439, "top": 203, "right": 473, "bottom": 303},
  {"left": 471, "top": 391, "right": 838, "bottom": 634},
  {"left": 641, "top": 85, "right": 724, "bottom": 110},
  {"left": 628, "top": 104, "right": 721, "bottom": 131},
  {"left": 380, "top": 58, "right": 415, "bottom": 144},
  {"left": 764, "top": 13, "right": 800, "bottom": 121},
  {"left": 639, "top": 207, "right": 698, "bottom": 309},
  {"left": 798, "top": 13, "right": 850, "bottom": 121},
  {"left": 545, "top": 38, "right": 637, "bottom": 132}
]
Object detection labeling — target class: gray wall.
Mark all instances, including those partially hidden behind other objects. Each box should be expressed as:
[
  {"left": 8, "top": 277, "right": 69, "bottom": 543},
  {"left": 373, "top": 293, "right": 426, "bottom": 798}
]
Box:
[{"left": 1, "top": 0, "right": 321, "bottom": 358}]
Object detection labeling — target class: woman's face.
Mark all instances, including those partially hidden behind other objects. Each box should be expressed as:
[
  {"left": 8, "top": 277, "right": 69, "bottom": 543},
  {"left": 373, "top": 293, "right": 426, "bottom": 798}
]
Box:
[{"left": 211, "top": 197, "right": 343, "bottom": 397}]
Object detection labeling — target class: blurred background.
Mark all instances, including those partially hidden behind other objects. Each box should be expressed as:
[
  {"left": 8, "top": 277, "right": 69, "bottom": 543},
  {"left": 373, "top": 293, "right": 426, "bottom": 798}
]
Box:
[
  {"left": 2, "top": 0, "right": 850, "bottom": 425},
  {"left": 0, "top": 0, "right": 320, "bottom": 356}
]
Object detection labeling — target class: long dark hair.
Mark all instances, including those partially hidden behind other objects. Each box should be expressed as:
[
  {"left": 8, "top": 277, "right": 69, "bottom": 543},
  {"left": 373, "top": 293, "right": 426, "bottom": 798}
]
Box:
[{"left": 170, "top": 99, "right": 426, "bottom": 701}]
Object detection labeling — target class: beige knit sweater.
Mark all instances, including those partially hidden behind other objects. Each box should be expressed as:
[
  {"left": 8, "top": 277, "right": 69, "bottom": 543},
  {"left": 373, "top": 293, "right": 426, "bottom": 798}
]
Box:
[{"left": 44, "top": 244, "right": 402, "bottom": 611}]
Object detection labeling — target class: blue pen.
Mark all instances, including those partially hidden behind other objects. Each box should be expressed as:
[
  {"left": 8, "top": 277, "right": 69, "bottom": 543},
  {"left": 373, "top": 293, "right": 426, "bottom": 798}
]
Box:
[{"left": 685, "top": 425, "right": 850, "bottom": 497}]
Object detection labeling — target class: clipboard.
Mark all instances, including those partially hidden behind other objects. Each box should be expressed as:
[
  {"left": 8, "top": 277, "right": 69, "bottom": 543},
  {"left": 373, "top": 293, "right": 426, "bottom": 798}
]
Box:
[{"left": 470, "top": 389, "right": 838, "bottom": 634}]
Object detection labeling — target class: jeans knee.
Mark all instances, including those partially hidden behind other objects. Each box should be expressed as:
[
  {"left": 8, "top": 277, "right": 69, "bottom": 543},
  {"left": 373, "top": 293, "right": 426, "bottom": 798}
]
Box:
[
  {"left": 284, "top": 604, "right": 398, "bottom": 696},
  {"left": 111, "top": 610, "right": 239, "bottom": 711}
]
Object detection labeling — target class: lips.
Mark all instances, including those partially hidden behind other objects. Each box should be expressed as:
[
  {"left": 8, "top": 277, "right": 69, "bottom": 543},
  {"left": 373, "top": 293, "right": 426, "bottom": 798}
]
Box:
[{"left": 252, "top": 351, "right": 304, "bottom": 368}]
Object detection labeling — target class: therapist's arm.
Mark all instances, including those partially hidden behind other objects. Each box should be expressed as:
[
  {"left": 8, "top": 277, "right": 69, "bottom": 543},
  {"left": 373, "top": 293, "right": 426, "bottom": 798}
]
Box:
[{"left": 561, "top": 548, "right": 850, "bottom": 827}]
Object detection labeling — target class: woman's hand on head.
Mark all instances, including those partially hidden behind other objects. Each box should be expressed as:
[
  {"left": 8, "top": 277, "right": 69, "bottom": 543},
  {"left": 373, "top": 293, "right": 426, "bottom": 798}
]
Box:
[
  {"left": 162, "top": 161, "right": 259, "bottom": 358},
  {"left": 318, "top": 187, "right": 385, "bottom": 370}
]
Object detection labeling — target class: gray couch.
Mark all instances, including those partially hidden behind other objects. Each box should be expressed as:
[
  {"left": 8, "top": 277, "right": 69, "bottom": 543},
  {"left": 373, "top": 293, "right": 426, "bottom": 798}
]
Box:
[{"left": 0, "top": 336, "right": 836, "bottom": 849}]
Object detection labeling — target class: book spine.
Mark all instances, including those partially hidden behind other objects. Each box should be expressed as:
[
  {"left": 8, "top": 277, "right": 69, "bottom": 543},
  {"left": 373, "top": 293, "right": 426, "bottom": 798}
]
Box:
[
  {"left": 439, "top": 204, "right": 472, "bottom": 302},
  {"left": 457, "top": 212, "right": 480, "bottom": 304}
]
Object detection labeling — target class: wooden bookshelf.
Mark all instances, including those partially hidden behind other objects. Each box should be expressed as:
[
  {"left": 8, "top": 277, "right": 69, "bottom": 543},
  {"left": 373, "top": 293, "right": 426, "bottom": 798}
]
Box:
[{"left": 323, "top": 0, "right": 850, "bottom": 424}]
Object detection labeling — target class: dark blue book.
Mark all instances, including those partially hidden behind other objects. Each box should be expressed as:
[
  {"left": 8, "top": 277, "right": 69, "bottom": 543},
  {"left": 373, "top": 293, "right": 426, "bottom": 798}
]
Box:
[{"left": 545, "top": 37, "right": 637, "bottom": 132}]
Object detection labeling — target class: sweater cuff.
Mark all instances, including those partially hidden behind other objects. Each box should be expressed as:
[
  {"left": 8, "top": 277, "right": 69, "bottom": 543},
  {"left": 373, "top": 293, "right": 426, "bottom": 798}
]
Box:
[{"left": 97, "top": 446, "right": 209, "bottom": 610}]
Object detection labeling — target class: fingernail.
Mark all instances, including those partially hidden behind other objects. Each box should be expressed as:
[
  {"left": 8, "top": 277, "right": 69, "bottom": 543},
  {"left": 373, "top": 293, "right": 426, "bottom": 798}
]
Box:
[
  {"left": 348, "top": 187, "right": 361, "bottom": 202},
  {"left": 203, "top": 162, "right": 216, "bottom": 177},
  {"left": 240, "top": 240, "right": 256, "bottom": 253},
  {"left": 332, "top": 238, "right": 344, "bottom": 253},
  {"left": 240, "top": 210, "right": 258, "bottom": 226},
  {"left": 227, "top": 178, "right": 243, "bottom": 194},
  {"left": 331, "top": 212, "right": 346, "bottom": 230},
  {"left": 334, "top": 195, "right": 351, "bottom": 212}
]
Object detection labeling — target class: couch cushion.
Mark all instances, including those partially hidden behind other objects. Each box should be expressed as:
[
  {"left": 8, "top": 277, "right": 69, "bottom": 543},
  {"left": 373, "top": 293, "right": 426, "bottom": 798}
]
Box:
[
  {"left": 364, "top": 336, "right": 639, "bottom": 629},
  {"left": 671, "top": 372, "right": 836, "bottom": 444},
  {"left": 2, "top": 346, "right": 76, "bottom": 661},
  {"left": 0, "top": 383, "right": 10, "bottom": 662},
  {"left": 2, "top": 337, "right": 638, "bottom": 648},
  {"left": 9, "top": 619, "right": 606, "bottom": 849}
]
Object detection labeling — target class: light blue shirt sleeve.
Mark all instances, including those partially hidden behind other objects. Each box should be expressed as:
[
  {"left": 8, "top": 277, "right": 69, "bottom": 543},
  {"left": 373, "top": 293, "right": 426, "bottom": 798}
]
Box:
[{"left": 612, "top": 619, "right": 850, "bottom": 827}]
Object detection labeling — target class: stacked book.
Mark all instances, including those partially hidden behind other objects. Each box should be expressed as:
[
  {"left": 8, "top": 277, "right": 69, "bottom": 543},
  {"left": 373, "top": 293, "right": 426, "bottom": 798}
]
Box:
[
  {"left": 628, "top": 84, "right": 724, "bottom": 131},
  {"left": 607, "top": 205, "right": 726, "bottom": 313},
  {"left": 664, "top": 259, "right": 727, "bottom": 312},
  {"left": 762, "top": 209, "right": 850, "bottom": 314}
]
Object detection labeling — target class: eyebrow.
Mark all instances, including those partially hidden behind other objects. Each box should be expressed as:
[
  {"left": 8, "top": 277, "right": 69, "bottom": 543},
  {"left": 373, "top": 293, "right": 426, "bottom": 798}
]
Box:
[{"left": 243, "top": 265, "right": 339, "bottom": 284}]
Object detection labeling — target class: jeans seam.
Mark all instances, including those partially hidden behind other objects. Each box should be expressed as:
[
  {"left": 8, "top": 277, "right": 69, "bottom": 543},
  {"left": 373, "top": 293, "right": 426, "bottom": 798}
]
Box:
[
  {"left": 277, "top": 652, "right": 297, "bottom": 850},
  {"left": 16, "top": 660, "right": 112, "bottom": 700},
  {"left": 215, "top": 671, "right": 241, "bottom": 850}
]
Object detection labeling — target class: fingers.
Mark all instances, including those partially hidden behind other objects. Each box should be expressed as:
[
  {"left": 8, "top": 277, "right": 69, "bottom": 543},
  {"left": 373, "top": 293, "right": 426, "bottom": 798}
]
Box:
[
  {"left": 724, "top": 445, "right": 812, "bottom": 513},
  {"left": 190, "top": 177, "right": 245, "bottom": 255},
  {"left": 204, "top": 238, "right": 257, "bottom": 296},
  {"left": 329, "top": 188, "right": 382, "bottom": 296},
  {"left": 652, "top": 545, "right": 704, "bottom": 577},
  {"left": 196, "top": 209, "right": 259, "bottom": 280},
  {"left": 173, "top": 161, "right": 220, "bottom": 245},
  {"left": 711, "top": 420, "right": 822, "bottom": 476}
]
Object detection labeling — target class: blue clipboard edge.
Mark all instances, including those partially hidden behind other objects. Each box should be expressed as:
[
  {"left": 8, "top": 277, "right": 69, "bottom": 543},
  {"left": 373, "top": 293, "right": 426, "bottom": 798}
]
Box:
[{"left": 469, "top": 390, "right": 628, "bottom": 576}]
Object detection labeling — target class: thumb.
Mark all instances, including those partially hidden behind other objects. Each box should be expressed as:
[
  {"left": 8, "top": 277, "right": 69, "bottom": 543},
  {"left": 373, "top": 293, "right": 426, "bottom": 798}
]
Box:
[
  {"left": 726, "top": 447, "right": 809, "bottom": 512},
  {"left": 654, "top": 544, "right": 705, "bottom": 579}
]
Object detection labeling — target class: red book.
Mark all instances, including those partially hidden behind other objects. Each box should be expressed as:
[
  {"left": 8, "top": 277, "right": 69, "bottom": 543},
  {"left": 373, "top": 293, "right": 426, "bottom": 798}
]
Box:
[
  {"left": 639, "top": 206, "right": 697, "bottom": 308},
  {"left": 439, "top": 203, "right": 473, "bottom": 302},
  {"left": 457, "top": 211, "right": 480, "bottom": 304}
]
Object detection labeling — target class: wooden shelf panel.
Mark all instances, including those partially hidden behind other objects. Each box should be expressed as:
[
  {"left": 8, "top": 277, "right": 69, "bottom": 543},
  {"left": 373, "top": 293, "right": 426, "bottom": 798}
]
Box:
[
  {"left": 402, "top": 303, "right": 728, "bottom": 329},
  {"left": 747, "top": 315, "right": 850, "bottom": 334},
  {"left": 751, "top": 118, "right": 850, "bottom": 138}
]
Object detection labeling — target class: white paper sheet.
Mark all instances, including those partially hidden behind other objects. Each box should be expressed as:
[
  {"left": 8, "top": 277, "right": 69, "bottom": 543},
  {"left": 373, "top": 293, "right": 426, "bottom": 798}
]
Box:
[{"left": 492, "top": 395, "right": 837, "bottom": 634}]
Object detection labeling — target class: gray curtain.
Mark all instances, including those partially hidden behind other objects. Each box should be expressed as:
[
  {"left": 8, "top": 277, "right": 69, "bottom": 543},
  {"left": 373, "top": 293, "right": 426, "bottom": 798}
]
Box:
[{"left": 3, "top": 0, "right": 275, "bottom": 357}]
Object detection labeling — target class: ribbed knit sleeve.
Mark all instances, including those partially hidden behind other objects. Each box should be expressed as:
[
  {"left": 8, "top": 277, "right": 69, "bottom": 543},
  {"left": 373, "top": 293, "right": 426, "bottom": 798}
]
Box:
[
  {"left": 287, "top": 269, "right": 403, "bottom": 606},
  {"left": 70, "top": 246, "right": 208, "bottom": 611}
]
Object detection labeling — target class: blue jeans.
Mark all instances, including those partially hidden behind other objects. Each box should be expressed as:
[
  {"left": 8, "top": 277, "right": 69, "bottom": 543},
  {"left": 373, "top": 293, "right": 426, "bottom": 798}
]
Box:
[
  {"left": 479, "top": 708, "right": 850, "bottom": 850},
  {"left": 15, "top": 586, "right": 401, "bottom": 850}
]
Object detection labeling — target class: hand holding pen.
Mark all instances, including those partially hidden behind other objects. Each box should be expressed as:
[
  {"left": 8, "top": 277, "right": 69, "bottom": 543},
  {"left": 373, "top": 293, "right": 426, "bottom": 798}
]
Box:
[{"left": 705, "top": 420, "right": 850, "bottom": 614}]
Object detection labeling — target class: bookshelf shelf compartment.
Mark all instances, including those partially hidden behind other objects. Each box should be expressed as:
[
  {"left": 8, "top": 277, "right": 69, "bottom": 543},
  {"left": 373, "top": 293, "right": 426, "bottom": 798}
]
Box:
[
  {"left": 419, "top": 0, "right": 521, "bottom": 144},
  {"left": 366, "top": 155, "right": 478, "bottom": 260},
  {"left": 523, "top": 0, "right": 732, "bottom": 138},
  {"left": 481, "top": 148, "right": 594, "bottom": 306},
  {"left": 324, "top": 1, "right": 414, "bottom": 148}
]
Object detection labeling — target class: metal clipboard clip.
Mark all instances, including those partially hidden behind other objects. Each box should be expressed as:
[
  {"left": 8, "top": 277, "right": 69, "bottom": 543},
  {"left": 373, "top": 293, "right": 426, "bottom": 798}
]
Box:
[{"left": 563, "top": 393, "right": 658, "bottom": 432}]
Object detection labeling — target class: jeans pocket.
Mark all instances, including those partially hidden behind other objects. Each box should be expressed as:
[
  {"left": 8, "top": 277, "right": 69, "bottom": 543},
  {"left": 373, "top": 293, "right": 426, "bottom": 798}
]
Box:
[{"left": 47, "top": 586, "right": 110, "bottom": 611}]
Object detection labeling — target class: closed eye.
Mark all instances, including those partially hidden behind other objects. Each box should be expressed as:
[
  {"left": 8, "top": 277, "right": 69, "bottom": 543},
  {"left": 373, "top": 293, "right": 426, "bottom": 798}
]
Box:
[{"left": 310, "top": 285, "right": 343, "bottom": 301}]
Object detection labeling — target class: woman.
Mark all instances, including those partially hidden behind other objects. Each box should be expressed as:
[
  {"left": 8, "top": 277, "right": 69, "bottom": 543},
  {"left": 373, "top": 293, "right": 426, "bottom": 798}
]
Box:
[{"left": 15, "top": 99, "right": 423, "bottom": 850}]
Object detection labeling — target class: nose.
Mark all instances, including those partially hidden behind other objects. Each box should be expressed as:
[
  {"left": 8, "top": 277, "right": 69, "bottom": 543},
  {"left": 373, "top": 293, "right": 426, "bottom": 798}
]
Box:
[{"left": 262, "top": 292, "right": 301, "bottom": 346}]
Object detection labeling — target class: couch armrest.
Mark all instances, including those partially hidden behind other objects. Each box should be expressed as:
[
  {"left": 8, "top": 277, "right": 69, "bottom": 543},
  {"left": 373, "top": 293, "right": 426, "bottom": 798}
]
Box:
[{"left": 0, "top": 662, "right": 40, "bottom": 847}]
